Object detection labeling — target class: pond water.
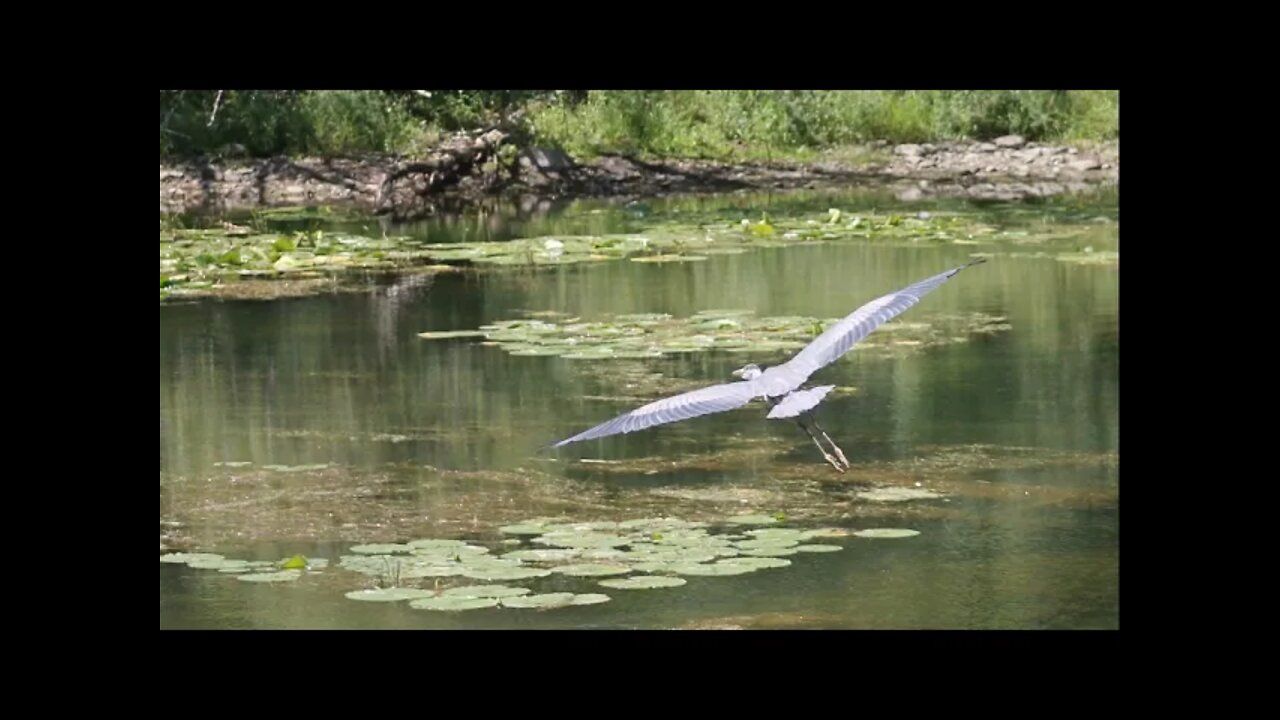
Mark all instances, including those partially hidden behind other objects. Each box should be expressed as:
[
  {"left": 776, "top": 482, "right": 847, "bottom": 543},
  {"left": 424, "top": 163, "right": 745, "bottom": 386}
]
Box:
[{"left": 159, "top": 186, "right": 1118, "bottom": 629}]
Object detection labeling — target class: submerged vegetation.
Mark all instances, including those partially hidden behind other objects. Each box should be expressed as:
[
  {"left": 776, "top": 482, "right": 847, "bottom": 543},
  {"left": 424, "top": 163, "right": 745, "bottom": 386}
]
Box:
[{"left": 160, "top": 90, "right": 1118, "bottom": 162}]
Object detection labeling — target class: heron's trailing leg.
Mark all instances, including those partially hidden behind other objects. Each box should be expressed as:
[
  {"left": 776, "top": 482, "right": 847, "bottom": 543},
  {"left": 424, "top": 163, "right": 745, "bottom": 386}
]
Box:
[
  {"left": 811, "top": 420, "right": 850, "bottom": 470},
  {"left": 798, "top": 418, "right": 845, "bottom": 473}
]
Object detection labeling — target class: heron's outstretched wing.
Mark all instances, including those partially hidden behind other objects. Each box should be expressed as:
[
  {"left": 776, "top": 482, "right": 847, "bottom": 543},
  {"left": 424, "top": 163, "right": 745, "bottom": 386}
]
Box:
[
  {"left": 553, "top": 379, "right": 763, "bottom": 448},
  {"left": 766, "top": 257, "right": 988, "bottom": 392}
]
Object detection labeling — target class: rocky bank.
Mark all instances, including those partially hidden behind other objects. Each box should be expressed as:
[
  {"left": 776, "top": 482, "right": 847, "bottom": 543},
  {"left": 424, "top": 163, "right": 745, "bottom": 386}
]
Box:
[{"left": 160, "top": 131, "right": 1118, "bottom": 219}]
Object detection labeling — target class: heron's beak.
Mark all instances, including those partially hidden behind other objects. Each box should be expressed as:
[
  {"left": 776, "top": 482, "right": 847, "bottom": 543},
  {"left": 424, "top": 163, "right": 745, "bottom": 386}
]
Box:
[{"left": 731, "top": 368, "right": 744, "bottom": 378}]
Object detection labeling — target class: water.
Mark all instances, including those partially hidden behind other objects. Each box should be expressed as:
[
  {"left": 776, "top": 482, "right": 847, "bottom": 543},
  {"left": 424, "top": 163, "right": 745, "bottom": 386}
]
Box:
[{"left": 159, "top": 187, "right": 1118, "bottom": 629}]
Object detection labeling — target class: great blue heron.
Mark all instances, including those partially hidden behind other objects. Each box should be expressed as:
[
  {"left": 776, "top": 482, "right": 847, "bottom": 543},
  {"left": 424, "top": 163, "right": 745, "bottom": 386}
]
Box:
[{"left": 553, "top": 257, "right": 988, "bottom": 471}]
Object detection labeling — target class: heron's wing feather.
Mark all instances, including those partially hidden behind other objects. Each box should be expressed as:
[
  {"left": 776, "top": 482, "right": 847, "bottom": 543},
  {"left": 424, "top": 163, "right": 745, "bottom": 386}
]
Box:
[
  {"left": 553, "top": 379, "right": 762, "bottom": 448},
  {"left": 774, "top": 258, "right": 987, "bottom": 388},
  {"left": 767, "top": 385, "right": 836, "bottom": 419}
]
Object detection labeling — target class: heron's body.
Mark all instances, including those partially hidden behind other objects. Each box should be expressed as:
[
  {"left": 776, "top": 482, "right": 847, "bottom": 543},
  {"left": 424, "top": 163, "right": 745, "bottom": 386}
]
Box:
[{"left": 552, "top": 257, "right": 988, "bottom": 471}]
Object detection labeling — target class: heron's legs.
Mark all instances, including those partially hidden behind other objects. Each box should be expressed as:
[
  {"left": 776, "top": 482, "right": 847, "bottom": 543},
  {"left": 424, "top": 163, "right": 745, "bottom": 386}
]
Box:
[
  {"left": 798, "top": 419, "right": 845, "bottom": 473},
  {"left": 810, "top": 420, "right": 850, "bottom": 470}
]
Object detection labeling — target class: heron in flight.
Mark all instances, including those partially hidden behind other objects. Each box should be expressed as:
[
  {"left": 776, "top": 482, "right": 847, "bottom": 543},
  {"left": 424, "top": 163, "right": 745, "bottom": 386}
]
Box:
[{"left": 553, "top": 257, "right": 988, "bottom": 471}]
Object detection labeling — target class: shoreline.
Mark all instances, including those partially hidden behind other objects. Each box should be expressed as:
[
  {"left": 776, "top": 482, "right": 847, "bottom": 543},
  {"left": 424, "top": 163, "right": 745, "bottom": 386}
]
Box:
[{"left": 161, "top": 135, "right": 1118, "bottom": 219}]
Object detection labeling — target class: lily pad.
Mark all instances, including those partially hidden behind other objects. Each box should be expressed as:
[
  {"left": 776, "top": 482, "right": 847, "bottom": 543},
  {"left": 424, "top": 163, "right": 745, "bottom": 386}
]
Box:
[
  {"left": 724, "top": 514, "right": 781, "bottom": 525},
  {"left": 160, "top": 552, "right": 225, "bottom": 565},
  {"left": 498, "top": 593, "right": 584, "bottom": 609},
  {"left": 236, "top": 570, "right": 302, "bottom": 583},
  {"left": 799, "top": 527, "right": 853, "bottom": 540},
  {"left": 350, "top": 543, "right": 414, "bottom": 554},
  {"left": 719, "top": 556, "right": 793, "bottom": 569},
  {"left": 853, "top": 528, "right": 922, "bottom": 539},
  {"left": 409, "top": 596, "right": 500, "bottom": 611},
  {"left": 734, "top": 539, "right": 800, "bottom": 551},
  {"left": 185, "top": 558, "right": 243, "bottom": 570},
  {"left": 599, "top": 576, "right": 688, "bottom": 590},
  {"left": 570, "top": 593, "right": 612, "bottom": 606},
  {"left": 345, "top": 587, "right": 438, "bottom": 602},
  {"left": 498, "top": 523, "right": 551, "bottom": 536},
  {"left": 501, "top": 548, "right": 582, "bottom": 562},
  {"left": 740, "top": 547, "right": 800, "bottom": 557},
  {"left": 460, "top": 567, "right": 554, "bottom": 581},
  {"left": 667, "top": 562, "right": 760, "bottom": 576},
  {"left": 630, "top": 254, "right": 709, "bottom": 263},
  {"left": 552, "top": 563, "right": 633, "bottom": 577},
  {"left": 533, "top": 532, "right": 631, "bottom": 549},
  {"left": 795, "top": 544, "right": 843, "bottom": 553},
  {"left": 417, "top": 330, "right": 487, "bottom": 340},
  {"left": 442, "top": 585, "right": 532, "bottom": 599}
]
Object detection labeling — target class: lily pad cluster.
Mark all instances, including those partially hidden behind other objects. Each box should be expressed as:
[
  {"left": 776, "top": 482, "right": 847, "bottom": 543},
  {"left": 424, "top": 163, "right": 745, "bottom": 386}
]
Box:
[
  {"left": 163, "top": 515, "right": 922, "bottom": 611},
  {"left": 420, "top": 310, "right": 1011, "bottom": 362},
  {"left": 405, "top": 209, "right": 999, "bottom": 269},
  {"left": 159, "top": 224, "right": 449, "bottom": 299},
  {"left": 159, "top": 552, "right": 327, "bottom": 583}
]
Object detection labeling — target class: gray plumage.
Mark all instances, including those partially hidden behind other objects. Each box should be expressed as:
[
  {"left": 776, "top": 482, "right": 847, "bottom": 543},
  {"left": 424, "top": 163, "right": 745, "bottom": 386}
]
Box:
[{"left": 552, "top": 257, "right": 986, "bottom": 449}]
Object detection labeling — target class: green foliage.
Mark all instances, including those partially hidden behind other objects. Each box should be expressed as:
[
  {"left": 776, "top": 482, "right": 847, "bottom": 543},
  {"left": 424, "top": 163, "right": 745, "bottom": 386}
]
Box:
[
  {"left": 526, "top": 90, "right": 1118, "bottom": 159},
  {"left": 160, "top": 90, "right": 1117, "bottom": 162}
]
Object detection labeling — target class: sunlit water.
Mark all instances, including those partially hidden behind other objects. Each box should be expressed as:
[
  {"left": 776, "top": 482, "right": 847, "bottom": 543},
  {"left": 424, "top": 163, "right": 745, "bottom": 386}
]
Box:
[{"left": 160, "top": 187, "right": 1118, "bottom": 629}]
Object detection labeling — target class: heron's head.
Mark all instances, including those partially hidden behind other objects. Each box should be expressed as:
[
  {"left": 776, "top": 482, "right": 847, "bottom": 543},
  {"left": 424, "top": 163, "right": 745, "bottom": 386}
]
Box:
[{"left": 732, "top": 363, "right": 763, "bottom": 381}]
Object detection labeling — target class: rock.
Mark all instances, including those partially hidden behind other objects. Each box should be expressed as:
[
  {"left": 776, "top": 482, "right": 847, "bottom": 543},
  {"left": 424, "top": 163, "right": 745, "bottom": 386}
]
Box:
[
  {"left": 975, "top": 142, "right": 997, "bottom": 153},
  {"left": 994, "top": 135, "right": 1025, "bottom": 148},
  {"left": 894, "top": 144, "right": 925, "bottom": 156},
  {"left": 868, "top": 139, "right": 889, "bottom": 149},
  {"left": 1066, "top": 159, "right": 1102, "bottom": 172},
  {"left": 1067, "top": 147, "right": 1079, "bottom": 155},
  {"left": 520, "top": 147, "right": 574, "bottom": 171},
  {"left": 896, "top": 187, "right": 924, "bottom": 201}
]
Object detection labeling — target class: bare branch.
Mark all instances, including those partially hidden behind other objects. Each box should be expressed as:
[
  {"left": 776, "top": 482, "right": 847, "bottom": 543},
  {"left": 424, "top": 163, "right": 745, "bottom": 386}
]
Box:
[{"left": 207, "top": 90, "right": 224, "bottom": 127}]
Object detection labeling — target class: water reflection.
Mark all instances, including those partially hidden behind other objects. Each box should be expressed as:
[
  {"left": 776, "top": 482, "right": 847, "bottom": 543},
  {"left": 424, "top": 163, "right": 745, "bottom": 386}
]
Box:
[{"left": 160, "top": 189, "right": 1118, "bottom": 629}]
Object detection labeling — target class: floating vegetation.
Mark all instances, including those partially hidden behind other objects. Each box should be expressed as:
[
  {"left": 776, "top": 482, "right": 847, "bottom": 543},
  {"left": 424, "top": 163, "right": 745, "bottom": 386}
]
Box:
[
  {"left": 409, "top": 596, "right": 500, "bottom": 611},
  {"left": 631, "top": 254, "right": 709, "bottom": 263},
  {"left": 417, "top": 331, "right": 488, "bottom": 340},
  {"left": 599, "top": 576, "right": 688, "bottom": 590},
  {"left": 237, "top": 570, "right": 303, "bottom": 583},
  {"left": 501, "top": 549, "right": 582, "bottom": 563},
  {"left": 552, "top": 563, "right": 633, "bottom": 577},
  {"left": 719, "top": 556, "right": 793, "bottom": 569},
  {"left": 350, "top": 543, "right": 414, "bottom": 555},
  {"left": 794, "top": 544, "right": 843, "bottom": 553},
  {"left": 261, "top": 463, "right": 333, "bottom": 473},
  {"left": 163, "top": 200, "right": 1113, "bottom": 304},
  {"left": 724, "top": 514, "right": 782, "bottom": 526},
  {"left": 665, "top": 562, "right": 760, "bottom": 577},
  {"left": 160, "top": 552, "right": 225, "bottom": 565},
  {"left": 461, "top": 567, "right": 554, "bottom": 581},
  {"left": 857, "top": 487, "right": 945, "bottom": 502},
  {"left": 406, "top": 539, "right": 469, "bottom": 551},
  {"left": 853, "top": 528, "right": 921, "bottom": 539},
  {"left": 442, "top": 585, "right": 532, "bottom": 599},
  {"left": 499, "top": 593, "right": 578, "bottom": 609},
  {"left": 345, "top": 588, "right": 437, "bottom": 602}
]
